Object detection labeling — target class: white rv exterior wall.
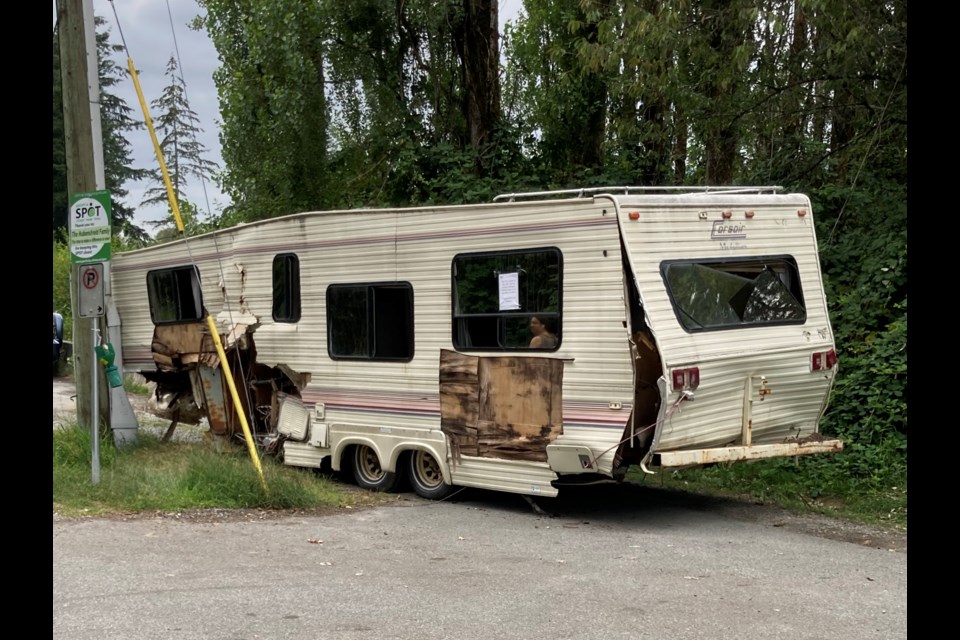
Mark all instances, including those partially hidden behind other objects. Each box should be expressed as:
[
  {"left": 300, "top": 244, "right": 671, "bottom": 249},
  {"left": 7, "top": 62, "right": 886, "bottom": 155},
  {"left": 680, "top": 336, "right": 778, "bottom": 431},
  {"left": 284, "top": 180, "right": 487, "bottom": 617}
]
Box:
[
  {"left": 112, "top": 199, "right": 638, "bottom": 482},
  {"left": 610, "top": 193, "right": 836, "bottom": 451},
  {"left": 111, "top": 190, "right": 837, "bottom": 486}
]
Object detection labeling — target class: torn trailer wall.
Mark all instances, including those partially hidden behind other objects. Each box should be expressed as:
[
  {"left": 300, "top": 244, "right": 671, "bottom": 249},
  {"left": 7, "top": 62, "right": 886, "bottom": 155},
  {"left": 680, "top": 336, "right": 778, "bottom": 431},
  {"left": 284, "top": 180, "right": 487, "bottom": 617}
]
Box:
[{"left": 141, "top": 318, "right": 308, "bottom": 447}]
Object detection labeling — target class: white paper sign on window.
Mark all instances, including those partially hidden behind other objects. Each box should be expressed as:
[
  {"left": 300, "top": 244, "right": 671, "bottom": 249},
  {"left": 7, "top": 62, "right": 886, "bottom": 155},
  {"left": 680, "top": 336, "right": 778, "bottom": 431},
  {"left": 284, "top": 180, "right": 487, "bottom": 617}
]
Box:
[{"left": 498, "top": 272, "right": 520, "bottom": 310}]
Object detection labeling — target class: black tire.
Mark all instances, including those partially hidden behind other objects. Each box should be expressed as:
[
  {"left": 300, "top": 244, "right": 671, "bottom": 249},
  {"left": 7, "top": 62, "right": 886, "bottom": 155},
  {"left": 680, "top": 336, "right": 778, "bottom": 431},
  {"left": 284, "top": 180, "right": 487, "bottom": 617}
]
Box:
[
  {"left": 351, "top": 445, "right": 400, "bottom": 492},
  {"left": 408, "top": 449, "right": 454, "bottom": 500}
]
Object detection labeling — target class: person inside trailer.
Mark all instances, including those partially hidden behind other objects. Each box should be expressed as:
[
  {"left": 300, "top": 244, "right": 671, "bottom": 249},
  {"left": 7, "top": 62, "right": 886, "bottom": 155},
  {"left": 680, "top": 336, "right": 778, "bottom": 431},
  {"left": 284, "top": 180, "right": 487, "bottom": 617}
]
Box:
[{"left": 529, "top": 316, "right": 558, "bottom": 349}]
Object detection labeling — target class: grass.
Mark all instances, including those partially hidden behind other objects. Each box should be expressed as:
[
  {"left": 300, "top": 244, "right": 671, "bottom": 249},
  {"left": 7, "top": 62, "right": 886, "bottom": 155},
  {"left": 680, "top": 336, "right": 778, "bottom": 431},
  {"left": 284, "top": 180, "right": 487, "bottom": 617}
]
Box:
[
  {"left": 122, "top": 374, "right": 151, "bottom": 396},
  {"left": 53, "top": 421, "right": 906, "bottom": 533},
  {"left": 53, "top": 423, "right": 387, "bottom": 518},
  {"left": 626, "top": 450, "right": 907, "bottom": 531}
]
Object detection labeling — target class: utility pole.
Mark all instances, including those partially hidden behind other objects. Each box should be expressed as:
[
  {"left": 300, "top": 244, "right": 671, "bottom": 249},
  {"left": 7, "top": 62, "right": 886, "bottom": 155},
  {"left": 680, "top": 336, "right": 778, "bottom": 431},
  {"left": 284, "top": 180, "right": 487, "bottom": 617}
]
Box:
[{"left": 56, "top": 0, "right": 109, "bottom": 443}]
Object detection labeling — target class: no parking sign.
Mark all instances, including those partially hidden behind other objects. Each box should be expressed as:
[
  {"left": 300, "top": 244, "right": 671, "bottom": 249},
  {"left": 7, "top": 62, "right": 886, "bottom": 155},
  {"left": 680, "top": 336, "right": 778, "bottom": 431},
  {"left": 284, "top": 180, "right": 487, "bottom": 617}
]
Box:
[
  {"left": 77, "top": 263, "right": 104, "bottom": 318},
  {"left": 69, "top": 190, "right": 111, "bottom": 318}
]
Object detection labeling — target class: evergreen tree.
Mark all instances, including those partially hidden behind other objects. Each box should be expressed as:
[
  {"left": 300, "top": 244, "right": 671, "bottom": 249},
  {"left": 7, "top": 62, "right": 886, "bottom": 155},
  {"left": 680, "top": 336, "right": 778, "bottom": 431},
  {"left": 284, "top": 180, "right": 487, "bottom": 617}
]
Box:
[
  {"left": 140, "top": 55, "right": 219, "bottom": 230},
  {"left": 53, "top": 16, "right": 149, "bottom": 244}
]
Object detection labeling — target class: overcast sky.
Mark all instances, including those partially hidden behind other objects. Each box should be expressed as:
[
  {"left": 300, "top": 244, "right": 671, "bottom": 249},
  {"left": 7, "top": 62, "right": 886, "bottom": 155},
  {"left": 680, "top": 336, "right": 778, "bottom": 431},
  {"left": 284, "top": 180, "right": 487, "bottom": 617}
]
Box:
[
  {"left": 88, "top": 0, "right": 224, "bottom": 232},
  {"left": 84, "top": 0, "right": 525, "bottom": 234}
]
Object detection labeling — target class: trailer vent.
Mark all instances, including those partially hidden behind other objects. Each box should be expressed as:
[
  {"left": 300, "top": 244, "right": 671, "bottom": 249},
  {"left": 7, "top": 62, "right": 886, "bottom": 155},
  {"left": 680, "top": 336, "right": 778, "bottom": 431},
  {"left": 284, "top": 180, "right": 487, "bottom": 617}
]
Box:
[{"left": 277, "top": 393, "right": 310, "bottom": 441}]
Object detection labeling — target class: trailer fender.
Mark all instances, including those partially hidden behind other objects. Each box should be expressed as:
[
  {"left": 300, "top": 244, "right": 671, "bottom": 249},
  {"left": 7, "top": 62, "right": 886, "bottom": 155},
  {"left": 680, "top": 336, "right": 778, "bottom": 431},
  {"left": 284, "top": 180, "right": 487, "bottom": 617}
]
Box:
[
  {"left": 331, "top": 437, "right": 387, "bottom": 473},
  {"left": 388, "top": 443, "right": 452, "bottom": 485}
]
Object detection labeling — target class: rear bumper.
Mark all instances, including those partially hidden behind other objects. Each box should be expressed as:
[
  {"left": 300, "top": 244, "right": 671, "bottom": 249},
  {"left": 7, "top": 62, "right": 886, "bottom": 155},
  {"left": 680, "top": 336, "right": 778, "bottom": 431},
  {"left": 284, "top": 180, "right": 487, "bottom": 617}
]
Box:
[{"left": 652, "top": 438, "right": 844, "bottom": 468}]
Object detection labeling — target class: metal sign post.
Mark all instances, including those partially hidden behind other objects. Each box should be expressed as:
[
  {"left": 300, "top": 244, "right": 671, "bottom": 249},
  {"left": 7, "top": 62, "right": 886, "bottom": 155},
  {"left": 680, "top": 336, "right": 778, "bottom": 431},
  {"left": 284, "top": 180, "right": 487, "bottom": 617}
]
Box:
[
  {"left": 90, "top": 323, "right": 100, "bottom": 485},
  {"left": 70, "top": 190, "right": 110, "bottom": 485},
  {"left": 78, "top": 262, "right": 105, "bottom": 485}
]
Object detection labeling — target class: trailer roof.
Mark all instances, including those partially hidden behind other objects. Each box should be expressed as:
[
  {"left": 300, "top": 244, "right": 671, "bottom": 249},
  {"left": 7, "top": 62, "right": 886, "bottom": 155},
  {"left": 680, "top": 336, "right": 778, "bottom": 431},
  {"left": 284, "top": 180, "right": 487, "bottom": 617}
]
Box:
[{"left": 493, "top": 185, "right": 784, "bottom": 202}]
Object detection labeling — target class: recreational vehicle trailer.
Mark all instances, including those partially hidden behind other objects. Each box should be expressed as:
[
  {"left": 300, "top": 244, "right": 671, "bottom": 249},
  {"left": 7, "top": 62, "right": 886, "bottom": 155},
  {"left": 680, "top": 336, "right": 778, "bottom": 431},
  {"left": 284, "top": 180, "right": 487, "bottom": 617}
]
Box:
[{"left": 111, "top": 186, "right": 843, "bottom": 499}]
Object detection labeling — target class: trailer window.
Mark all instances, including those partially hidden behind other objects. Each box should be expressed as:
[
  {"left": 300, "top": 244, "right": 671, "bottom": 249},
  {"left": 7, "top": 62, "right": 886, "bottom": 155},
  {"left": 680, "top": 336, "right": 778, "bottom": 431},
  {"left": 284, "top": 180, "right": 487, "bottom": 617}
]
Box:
[
  {"left": 146, "top": 266, "right": 204, "bottom": 324},
  {"left": 452, "top": 248, "right": 562, "bottom": 351},
  {"left": 272, "top": 253, "right": 301, "bottom": 322},
  {"left": 327, "top": 282, "right": 414, "bottom": 361},
  {"left": 662, "top": 257, "right": 805, "bottom": 332}
]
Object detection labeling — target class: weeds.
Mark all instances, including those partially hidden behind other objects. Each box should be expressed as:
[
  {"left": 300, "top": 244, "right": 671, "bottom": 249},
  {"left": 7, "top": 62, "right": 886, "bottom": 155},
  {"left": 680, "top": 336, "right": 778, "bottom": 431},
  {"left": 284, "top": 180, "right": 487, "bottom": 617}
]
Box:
[
  {"left": 629, "top": 439, "right": 907, "bottom": 530},
  {"left": 53, "top": 423, "right": 372, "bottom": 517},
  {"left": 54, "top": 421, "right": 906, "bottom": 530},
  {"left": 122, "top": 375, "right": 150, "bottom": 396}
]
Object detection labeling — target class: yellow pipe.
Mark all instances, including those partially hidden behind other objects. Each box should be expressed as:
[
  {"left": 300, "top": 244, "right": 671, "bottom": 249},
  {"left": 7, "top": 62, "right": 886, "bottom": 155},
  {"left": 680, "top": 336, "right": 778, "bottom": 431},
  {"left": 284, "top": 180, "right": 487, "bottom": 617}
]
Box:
[
  {"left": 206, "top": 315, "right": 266, "bottom": 490},
  {"left": 126, "top": 55, "right": 262, "bottom": 488},
  {"left": 126, "top": 57, "right": 185, "bottom": 234}
]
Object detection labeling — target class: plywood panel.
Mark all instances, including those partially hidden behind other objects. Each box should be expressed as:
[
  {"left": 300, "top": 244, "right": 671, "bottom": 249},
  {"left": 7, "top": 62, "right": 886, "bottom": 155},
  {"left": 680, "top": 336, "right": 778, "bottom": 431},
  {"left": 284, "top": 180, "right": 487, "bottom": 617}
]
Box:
[{"left": 440, "top": 350, "right": 564, "bottom": 463}]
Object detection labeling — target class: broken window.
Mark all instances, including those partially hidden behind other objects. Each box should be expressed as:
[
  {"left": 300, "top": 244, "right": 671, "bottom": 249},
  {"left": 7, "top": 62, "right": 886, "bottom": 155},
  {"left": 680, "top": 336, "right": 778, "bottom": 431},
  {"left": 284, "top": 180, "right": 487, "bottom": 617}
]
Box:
[
  {"left": 452, "top": 247, "right": 562, "bottom": 351},
  {"left": 661, "top": 256, "right": 806, "bottom": 332},
  {"left": 327, "top": 282, "right": 414, "bottom": 361},
  {"left": 146, "top": 265, "right": 204, "bottom": 324},
  {"left": 272, "top": 253, "right": 301, "bottom": 323}
]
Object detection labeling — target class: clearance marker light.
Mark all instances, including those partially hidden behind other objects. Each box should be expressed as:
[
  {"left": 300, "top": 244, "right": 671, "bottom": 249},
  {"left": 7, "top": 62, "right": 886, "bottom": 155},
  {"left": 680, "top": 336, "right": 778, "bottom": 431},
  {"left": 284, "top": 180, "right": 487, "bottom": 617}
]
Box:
[{"left": 628, "top": 211, "right": 640, "bottom": 220}]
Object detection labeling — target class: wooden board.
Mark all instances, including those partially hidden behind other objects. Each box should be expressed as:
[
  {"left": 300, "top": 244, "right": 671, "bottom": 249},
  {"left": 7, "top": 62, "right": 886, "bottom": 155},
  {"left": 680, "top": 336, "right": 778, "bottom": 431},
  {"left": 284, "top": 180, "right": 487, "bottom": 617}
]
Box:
[{"left": 439, "top": 349, "right": 563, "bottom": 463}]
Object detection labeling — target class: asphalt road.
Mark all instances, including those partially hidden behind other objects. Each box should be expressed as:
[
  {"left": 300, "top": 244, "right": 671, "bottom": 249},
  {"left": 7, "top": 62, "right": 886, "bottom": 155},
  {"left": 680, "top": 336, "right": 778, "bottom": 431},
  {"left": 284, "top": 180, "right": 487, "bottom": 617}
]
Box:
[
  {"left": 52, "top": 376, "right": 907, "bottom": 639},
  {"left": 53, "top": 483, "right": 907, "bottom": 640}
]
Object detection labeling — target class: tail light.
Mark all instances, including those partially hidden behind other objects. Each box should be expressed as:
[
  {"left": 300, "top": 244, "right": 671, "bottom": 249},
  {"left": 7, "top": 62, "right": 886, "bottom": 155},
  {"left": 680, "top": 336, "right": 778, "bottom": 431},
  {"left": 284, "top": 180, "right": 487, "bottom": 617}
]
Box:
[
  {"left": 811, "top": 348, "right": 838, "bottom": 372},
  {"left": 671, "top": 367, "right": 700, "bottom": 391}
]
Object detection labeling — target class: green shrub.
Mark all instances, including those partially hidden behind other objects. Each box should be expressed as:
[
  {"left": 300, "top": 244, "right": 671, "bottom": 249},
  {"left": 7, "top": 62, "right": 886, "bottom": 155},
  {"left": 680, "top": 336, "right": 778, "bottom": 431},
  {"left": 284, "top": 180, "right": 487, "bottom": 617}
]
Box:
[{"left": 53, "top": 236, "right": 73, "bottom": 340}]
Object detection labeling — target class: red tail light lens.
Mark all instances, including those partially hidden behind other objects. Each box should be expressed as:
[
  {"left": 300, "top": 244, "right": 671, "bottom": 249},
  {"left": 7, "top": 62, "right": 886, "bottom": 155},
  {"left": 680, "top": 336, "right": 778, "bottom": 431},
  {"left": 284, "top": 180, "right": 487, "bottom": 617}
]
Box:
[
  {"left": 671, "top": 367, "right": 700, "bottom": 391},
  {"left": 672, "top": 370, "right": 686, "bottom": 390},
  {"left": 811, "top": 349, "right": 838, "bottom": 371},
  {"left": 825, "top": 349, "right": 838, "bottom": 369}
]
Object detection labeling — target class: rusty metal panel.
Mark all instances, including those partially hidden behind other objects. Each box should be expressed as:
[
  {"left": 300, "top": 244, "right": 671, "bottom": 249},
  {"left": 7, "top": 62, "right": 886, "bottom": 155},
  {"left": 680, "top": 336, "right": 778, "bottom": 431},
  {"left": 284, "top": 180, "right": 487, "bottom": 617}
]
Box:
[
  {"left": 655, "top": 438, "right": 844, "bottom": 467},
  {"left": 198, "top": 366, "right": 230, "bottom": 435}
]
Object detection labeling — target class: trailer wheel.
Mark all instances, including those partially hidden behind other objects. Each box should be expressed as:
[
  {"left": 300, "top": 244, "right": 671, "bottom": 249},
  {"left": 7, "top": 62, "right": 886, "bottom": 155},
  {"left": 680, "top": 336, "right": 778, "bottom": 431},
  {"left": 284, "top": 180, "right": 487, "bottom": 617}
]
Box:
[
  {"left": 408, "top": 450, "right": 454, "bottom": 500},
  {"left": 351, "top": 445, "right": 400, "bottom": 492}
]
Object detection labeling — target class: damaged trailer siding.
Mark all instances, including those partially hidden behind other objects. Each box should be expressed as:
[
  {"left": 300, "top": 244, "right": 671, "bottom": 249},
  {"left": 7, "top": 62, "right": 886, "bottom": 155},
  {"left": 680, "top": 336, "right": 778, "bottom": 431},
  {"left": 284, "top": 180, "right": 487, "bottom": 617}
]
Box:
[
  {"left": 111, "top": 188, "right": 841, "bottom": 497},
  {"left": 613, "top": 194, "right": 837, "bottom": 455},
  {"left": 112, "top": 198, "right": 640, "bottom": 495}
]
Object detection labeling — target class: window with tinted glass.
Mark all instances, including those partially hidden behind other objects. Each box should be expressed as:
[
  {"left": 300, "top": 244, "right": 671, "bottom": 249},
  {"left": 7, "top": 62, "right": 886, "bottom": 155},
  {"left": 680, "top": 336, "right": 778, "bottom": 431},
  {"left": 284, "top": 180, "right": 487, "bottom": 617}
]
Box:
[
  {"left": 273, "top": 253, "right": 301, "bottom": 322},
  {"left": 452, "top": 248, "right": 562, "bottom": 351},
  {"left": 327, "top": 282, "right": 414, "bottom": 361},
  {"left": 146, "top": 266, "right": 204, "bottom": 324},
  {"left": 662, "top": 256, "right": 806, "bottom": 332}
]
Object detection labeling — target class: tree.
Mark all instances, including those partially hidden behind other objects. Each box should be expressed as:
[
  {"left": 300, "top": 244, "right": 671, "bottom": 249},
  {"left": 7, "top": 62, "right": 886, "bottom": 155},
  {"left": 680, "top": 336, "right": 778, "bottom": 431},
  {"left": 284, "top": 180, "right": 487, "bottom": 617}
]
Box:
[
  {"left": 196, "top": 0, "right": 518, "bottom": 215},
  {"left": 457, "top": 0, "right": 502, "bottom": 172},
  {"left": 140, "top": 55, "right": 220, "bottom": 230},
  {"left": 684, "top": 0, "right": 758, "bottom": 184},
  {"left": 53, "top": 16, "right": 149, "bottom": 243},
  {"left": 195, "top": 0, "right": 329, "bottom": 220},
  {"left": 506, "top": 0, "right": 610, "bottom": 182}
]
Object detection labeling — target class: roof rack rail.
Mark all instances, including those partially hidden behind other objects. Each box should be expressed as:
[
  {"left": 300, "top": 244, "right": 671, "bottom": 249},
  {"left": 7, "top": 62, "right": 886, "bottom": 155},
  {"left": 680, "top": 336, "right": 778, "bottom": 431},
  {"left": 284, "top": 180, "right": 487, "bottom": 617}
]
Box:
[{"left": 493, "top": 185, "right": 784, "bottom": 202}]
